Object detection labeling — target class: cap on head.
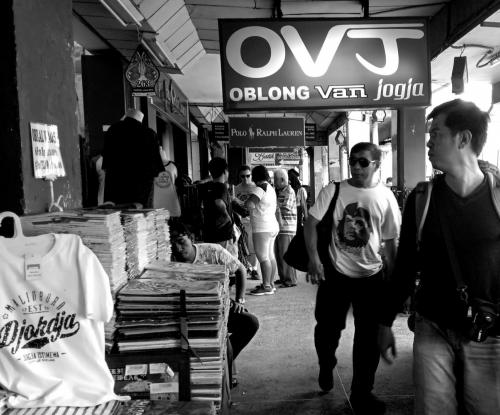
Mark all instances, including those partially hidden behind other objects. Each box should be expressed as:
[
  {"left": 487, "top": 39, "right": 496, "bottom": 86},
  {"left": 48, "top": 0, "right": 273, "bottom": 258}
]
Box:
[{"left": 125, "top": 108, "right": 144, "bottom": 123}]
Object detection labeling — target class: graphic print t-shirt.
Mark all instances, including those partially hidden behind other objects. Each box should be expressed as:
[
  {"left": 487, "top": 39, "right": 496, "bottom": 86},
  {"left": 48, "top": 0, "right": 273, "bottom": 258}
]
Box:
[
  {"left": 235, "top": 182, "right": 257, "bottom": 225},
  {"left": 193, "top": 243, "right": 243, "bottom": 274},
  {"left": 309, "top": 181, "right": 401, "bottom": 277},
  {"left": 0, "top": 234, "right": 124, "bottom": 408}
]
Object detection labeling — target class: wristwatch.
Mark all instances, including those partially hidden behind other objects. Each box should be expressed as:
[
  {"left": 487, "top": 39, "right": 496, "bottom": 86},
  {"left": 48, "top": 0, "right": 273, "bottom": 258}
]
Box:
[{"left": 236, "top": 298, "right": 245, "bottom": 304}]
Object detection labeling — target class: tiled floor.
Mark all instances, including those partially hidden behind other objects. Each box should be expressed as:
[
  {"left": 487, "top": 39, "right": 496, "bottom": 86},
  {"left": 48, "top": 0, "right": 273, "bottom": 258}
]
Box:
[{"left": 229, "top": 275, "right": 414, "bottom": 414}]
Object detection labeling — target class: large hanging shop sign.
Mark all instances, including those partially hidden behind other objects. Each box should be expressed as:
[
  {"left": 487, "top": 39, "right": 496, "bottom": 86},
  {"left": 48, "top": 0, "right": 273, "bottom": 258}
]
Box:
[
  {"left": 219, "top": 18, "right": 430, "bottom": 111},
  {"left": 30, "top": 123, "right": 66, "bottom": 178},
  {"left": 125, "top": 45, "right": 160, "bottom": 97},
  {"left": 154, "top": 77, "right": 189, "bottom": 130},
  {"left": 229, "top": 117, "right": 304, "bottom": 147}
]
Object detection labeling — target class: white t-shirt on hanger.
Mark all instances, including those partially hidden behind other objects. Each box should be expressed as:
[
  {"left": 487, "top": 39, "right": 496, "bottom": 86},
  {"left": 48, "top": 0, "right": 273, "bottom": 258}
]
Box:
[{"left": 0, "top": 234, "right": 126, "bottom": 408}]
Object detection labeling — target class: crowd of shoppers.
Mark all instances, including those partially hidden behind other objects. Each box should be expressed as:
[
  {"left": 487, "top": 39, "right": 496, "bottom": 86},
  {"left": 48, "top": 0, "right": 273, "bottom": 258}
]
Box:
[{"left": 162, "top": 98, "right": 500, "bottom": 415}]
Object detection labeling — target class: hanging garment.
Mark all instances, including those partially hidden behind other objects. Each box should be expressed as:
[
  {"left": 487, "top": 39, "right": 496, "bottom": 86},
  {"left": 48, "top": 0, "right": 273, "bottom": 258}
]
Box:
[
  {"left": 0, "top": 233, "right": 127, "bottom": 408},
  {"left": 152, "top": 162, "right": 181, "bottom": 216}
]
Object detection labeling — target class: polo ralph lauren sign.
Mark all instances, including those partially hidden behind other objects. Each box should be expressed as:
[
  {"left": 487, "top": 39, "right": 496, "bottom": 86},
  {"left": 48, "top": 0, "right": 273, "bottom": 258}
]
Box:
[
  {"left": 229, "top": 117, "right": 305, "bottom": 147},
  {"left": 219, "top": 18, "right": 430, "bottom": 111}
]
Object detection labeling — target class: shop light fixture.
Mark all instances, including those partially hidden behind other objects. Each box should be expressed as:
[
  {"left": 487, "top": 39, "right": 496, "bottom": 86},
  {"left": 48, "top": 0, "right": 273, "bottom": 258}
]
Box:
[
  {"left": 99, "top": 0, "right": 143, "bottom": 27},
  {"left": 477, "top": 49, "right": 500, "bottom": 68},
  {"left": 372, "top": 110, "right": 386, "bottom": 122}
]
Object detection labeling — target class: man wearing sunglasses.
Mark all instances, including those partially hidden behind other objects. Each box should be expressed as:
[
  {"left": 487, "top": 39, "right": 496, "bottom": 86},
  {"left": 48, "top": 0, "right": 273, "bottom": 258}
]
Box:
[
  {"left": 234, "top": 165, "right": 260, "bottom": 280},
  {"left": 305, "top": 142, "right": 401, "bottom": 415}
]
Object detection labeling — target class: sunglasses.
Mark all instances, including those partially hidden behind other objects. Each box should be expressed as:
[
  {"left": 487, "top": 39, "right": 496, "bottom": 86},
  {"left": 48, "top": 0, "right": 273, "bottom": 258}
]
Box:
[
  {"left": 240, "top": 174, "right": 251, "bottom": 178},
  {"left": 348, "top": 157, "right": 376, "bottom": 168}
]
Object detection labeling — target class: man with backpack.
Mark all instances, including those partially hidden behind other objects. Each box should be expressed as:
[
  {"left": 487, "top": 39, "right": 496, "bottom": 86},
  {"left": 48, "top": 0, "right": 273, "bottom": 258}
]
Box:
[
  {"left": 200, "top": 157, "right": 237, "bottom": 257},
  {"left": 378, "top": 99, "right": 500, "bottom": 415},
  {"left": 305, "top": 142, "right": 401, "bottom": 414}
]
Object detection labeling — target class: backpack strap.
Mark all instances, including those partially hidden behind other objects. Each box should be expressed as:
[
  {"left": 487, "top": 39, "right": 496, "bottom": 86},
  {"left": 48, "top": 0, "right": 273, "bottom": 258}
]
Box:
[
  {"left": 486, "top": 172, "right": 500, "bottom": 221},
  {"left": 414, "top": 180, "right": 433, "bottom": 251}
]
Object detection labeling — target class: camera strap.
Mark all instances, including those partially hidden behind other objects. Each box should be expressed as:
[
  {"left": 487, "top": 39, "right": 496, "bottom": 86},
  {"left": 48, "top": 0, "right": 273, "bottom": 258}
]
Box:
[{"left": 434, "top": 194, "right": 469, "bottom": 305}]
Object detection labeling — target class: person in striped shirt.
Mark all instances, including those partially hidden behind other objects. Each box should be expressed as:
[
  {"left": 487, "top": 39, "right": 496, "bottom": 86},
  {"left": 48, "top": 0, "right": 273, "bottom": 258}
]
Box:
[{"left": 274, "top": 168, "right": 298, "bottom": 288}]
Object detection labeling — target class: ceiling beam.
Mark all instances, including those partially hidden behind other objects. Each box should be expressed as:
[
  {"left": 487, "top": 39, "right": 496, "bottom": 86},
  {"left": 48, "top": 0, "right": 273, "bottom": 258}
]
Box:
[{"left": 429, "top": 0, "right": 500, "bottom": 59}]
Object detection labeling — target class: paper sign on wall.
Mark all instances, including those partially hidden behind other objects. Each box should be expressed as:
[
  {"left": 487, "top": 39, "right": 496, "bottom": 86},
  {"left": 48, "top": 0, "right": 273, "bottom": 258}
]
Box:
[{"left": 30, "top": 122, "right": 66, "bottom": 179}]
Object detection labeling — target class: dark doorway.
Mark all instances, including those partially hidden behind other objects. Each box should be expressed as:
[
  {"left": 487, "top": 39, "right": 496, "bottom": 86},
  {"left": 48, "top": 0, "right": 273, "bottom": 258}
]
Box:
[{"left": 173, "top": 124, "right": 188, "bottom": 177}]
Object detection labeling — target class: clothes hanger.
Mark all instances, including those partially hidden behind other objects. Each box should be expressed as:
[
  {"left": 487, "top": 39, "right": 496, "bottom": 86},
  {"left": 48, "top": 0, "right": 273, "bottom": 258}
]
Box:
[
  {"left": 0, "top": 211, "right": 55, "bottom": 256},
  {"left": 0, "top": 211, "right": 25, "bottom": 239}
]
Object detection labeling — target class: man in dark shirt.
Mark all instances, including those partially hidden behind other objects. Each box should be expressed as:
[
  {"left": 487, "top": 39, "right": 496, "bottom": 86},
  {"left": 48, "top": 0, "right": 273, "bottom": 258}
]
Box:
[
  {"left": 102, "top": 109, "right": 164, "bottom": 207},
  {"left": 200, "top": 157, "right": 237, "bottom": 257},
  {"left": 378, "top": 99, "right": 500, "bottom": 414}
]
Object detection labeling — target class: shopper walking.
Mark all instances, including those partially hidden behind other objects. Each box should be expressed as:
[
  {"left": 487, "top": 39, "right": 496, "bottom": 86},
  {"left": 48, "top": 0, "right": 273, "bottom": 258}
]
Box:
[
  {"left": 305, "top": 142, "right": 401, "bottom": 415},
  {"left": 378, "top": 99, "right": 500, "bottom": 415}
]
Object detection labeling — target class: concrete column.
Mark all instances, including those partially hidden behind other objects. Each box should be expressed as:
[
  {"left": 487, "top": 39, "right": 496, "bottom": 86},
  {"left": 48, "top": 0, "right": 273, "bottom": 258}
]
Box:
[
  {"left": 392, "top": 108, "right": 427, "bottom": 189},
  {"left": 0, "top": 0, "right": 81, "bottom": 214}
]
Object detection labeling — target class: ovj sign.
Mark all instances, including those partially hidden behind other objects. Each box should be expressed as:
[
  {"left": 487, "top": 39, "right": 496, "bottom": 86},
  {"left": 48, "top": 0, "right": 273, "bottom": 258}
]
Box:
[{"left": 219, "top": 18, "right": 430, "bottom": 111}]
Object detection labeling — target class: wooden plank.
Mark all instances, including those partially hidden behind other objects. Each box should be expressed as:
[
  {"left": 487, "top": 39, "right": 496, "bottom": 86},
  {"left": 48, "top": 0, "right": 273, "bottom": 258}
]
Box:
[
  {"left": 169, "top": 31, "right": 199, "bottom": 55},
  {"left": 135, "top": 0, "right": 168, "bottom": 20},
  {"left": 147, "top": 0, "right": 184, "bottom": 29},
  {"left": 156, "top": 7, "right": 191, "bottom": 39},
  {"left": 188, "top": 4, "right": 270, "bottom": 19}
]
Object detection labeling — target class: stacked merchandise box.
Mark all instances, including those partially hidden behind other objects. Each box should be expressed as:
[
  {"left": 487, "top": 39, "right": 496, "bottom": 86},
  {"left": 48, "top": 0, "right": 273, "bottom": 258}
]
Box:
[
  {"left": 153, "top": 209, "right": 171, "bottom": 262},
  {"left": 121, "top": 209, "right": 171, "bottom": 264},
  {"left": 111, "top": 262, "right": 230, "bottom": 407},
  {"left": 121, "top": 212, "right": 149, "bottom": 279}
]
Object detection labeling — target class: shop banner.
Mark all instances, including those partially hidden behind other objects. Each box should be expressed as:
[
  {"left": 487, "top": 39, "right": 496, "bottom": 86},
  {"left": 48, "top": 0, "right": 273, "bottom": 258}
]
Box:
[
  {"left": 229, "top": 117, "right": 304, "bottom": 147},
  {"left": 250, "top": 152, "right": 276, "bottom": 165},
  {"left": 126, "top": 45, "right": 160, "bottom": 97},
  {"left": 30, "top": 123, "right": 66, "bottom": 178},
  {"left": 212, "top": 122, "right": 229, "bottom": 141},
  {"left": 153, "top": 77, "right": 189, "bottom": 130},
  {"left": 219, "top": 18, "right": 430, "bottom": 111}
]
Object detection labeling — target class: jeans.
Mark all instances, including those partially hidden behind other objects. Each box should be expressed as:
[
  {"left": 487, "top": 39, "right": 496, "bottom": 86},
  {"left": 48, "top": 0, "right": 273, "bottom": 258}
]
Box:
[
  {"left": 414, "top": 314, "right": 500, "bottom": 415},
  {"left": 227, "top": 304, "right": 260, "bottom": 383},
  {"left": 314, "top": 270, "right": 384, "bottom": 394}
]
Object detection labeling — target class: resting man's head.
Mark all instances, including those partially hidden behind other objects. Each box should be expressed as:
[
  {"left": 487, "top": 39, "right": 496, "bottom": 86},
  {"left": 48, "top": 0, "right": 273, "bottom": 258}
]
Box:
[
  {"left": 426, "top": 99, "right": 490, "bottom": 173},
  {"left": 170, "top": 222, "right": 195, "bottom": 263}
]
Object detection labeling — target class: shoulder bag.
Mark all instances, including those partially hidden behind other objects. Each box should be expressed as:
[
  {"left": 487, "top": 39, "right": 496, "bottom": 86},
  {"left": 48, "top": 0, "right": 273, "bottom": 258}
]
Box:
[{"left": 284, "top": 183, "right": 339, "bottom": 272}]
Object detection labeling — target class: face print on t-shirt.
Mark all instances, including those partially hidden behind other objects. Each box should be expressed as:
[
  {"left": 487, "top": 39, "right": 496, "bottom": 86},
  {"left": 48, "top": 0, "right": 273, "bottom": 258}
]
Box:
[
  {"left": 155, "top": 171, "right": 172, "bottom": 188},
  {"left": 337, "top": 203, "right": 372, "bottom": 248}
]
